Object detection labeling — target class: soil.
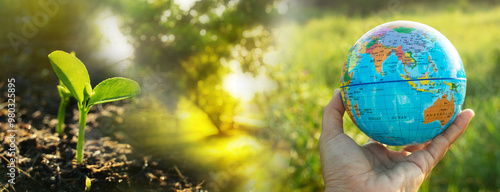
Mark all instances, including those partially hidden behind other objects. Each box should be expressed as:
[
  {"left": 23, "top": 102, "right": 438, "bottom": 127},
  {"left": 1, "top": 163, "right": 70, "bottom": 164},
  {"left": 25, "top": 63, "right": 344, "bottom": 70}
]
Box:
[{"left": 0, "top": 80, "right": 205, "bottom": 192}]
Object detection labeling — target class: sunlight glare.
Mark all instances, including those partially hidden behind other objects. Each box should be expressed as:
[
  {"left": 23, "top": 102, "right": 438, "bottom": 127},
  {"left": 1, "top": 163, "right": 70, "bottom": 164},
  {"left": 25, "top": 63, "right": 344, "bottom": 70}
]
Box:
[
  {"left": 94, "top": 9, "right": 134, "bottom": 73},
  {"left": 174, "top": 0, "right": 199, "bottom": 12},
  {"left": 223, "top": 60, "right": 277, "bottom": 102},
  {"left": 223, "top": 72, "right": 256, "bottom": 102}
]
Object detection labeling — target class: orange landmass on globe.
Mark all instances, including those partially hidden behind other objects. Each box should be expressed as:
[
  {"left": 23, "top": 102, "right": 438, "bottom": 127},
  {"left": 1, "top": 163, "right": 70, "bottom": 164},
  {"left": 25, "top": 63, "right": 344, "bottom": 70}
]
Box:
[
  {"left": 354, "top": 101, "right": 361, "bottom": 118},
  {"left": 393, "top": 46, "right": 414, "bottom": 64},
  {"left": 341, "top": 69, "right": 358, "bottom": 125},
  {"left": 358, "top": 41, "right": 368, "bottom": 55},
  {"left": 393, "top": 46, "right": 415, "bottom": 76},
  {"left": 423, "top": 94, "right": 455, "bottom": 127},
  {"left": 341, "top": 88, "right": 358, "bottom": 126},
  {"left": 366, "top": 43, "right": 392, "bottom": 74}
]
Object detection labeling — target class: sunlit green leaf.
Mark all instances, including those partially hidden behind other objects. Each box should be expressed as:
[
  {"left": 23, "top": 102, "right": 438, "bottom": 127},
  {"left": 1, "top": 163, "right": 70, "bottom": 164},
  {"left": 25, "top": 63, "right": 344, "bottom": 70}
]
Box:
[
  {"left": 84, "top": 82, "right": 93, "bottom": 102},
  {"left": 57, "top": 80, "right": 72, "bottom": 98},
  {"left": 88, "top": 77, "right": 141, "bottom": 106},
  {"left": 48, "top": 50, "right": 91, "bottom": 102},
  {"left": 57, "top": 85, "right": 72, "bottom": 98},
  {"left": 85, "top": 176, "right": 91, "bottom": 191},
  {"left": 59, "top": 80, "right": 67, "bottom": 88}
]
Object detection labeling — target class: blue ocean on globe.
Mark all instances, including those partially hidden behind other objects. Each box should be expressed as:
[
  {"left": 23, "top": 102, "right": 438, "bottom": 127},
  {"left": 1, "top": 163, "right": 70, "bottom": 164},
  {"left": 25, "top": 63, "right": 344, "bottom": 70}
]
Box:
[{"left": 340, "top": 21, "right": 466, "bottom": 146}]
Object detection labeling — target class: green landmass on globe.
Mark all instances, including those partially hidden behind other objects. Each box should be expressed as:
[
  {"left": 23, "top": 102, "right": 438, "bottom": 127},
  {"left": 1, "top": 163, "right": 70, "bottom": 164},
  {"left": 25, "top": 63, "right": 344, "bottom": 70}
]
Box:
[{"left": 340, "top": 20, "right": 467, "bottom": 146}]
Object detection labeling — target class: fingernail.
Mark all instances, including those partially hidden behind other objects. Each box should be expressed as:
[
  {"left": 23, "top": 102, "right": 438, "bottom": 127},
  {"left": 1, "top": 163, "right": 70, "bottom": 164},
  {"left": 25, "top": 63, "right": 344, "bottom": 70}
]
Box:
[
  {"left": 465, "top": 109, "right": 475, "bottom": 118},
  {"left": 332, "top": 89, "right": 339, "bottom": 98}
]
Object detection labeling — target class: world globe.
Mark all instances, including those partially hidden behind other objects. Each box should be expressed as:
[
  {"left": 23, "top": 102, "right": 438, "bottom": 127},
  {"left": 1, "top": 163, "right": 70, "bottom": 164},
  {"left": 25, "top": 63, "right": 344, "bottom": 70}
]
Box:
[{"left": 340, "top": 21, "right": 466, "bottom": 146}]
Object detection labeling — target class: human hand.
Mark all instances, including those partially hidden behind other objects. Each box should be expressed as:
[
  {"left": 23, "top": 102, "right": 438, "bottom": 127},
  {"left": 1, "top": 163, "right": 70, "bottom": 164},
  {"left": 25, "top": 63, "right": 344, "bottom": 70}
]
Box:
[{"left": 319, "top": 89, "right": 475, "bottom": 192}]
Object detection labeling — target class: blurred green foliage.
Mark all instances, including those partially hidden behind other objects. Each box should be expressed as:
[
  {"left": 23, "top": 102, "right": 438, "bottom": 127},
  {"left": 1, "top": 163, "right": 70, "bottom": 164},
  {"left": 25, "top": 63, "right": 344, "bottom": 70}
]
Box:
[
  {"left": 268, "top": 4, "right": 500, "bottom": 191},
  {"left": 1, "top": 0, "right": 500, "bottom": 191},
  {"left": 100, "top": 0, "right": 281, "bottom": 133}
]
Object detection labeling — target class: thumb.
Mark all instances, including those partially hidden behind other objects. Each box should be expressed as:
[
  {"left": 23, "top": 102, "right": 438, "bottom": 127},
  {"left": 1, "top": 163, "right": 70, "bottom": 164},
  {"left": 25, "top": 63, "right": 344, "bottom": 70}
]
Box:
[{"left": 320, "top": 89, "right": 346, "bottom": 141}]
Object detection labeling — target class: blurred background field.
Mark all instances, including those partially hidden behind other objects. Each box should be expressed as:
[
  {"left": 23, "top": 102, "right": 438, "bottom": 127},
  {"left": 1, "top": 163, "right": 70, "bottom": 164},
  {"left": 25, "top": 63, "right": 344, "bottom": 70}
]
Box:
[{"left": 1, "top": 0, "right": 499, "bottom": 191}]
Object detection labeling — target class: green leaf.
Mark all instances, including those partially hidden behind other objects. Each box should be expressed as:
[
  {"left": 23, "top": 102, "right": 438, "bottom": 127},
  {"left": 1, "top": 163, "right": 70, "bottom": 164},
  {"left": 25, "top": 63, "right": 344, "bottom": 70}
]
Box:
[
  {"left": 84, "top": 82, "right": 93, "bottom": 101},
  {"left": 85, "top": 176, "right": 92, "bottom": 191},
  {"left": 88, "top": 77, "right": 141, "bottom": 106},
  {"left": 59, "top": 80, "right": 67, "bottom": 88},
  {"left": 57, "top": 80, "right": 72, "bottom": 98},
  {"left": 48, "top": 50, "right": 90, "bottom": 103},
  {"left": 57, "top": 85, "right": 72, "bottom": 98}
]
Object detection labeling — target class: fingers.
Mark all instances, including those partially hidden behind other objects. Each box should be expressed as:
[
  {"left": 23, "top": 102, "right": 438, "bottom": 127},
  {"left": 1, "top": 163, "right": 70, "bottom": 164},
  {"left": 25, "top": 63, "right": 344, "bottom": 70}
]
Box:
[
  {"left": 366, "top": 138, "right": 379, "bottom": 144},
  {"left": 407, "top": 109, "right": 474, "bottom": 175},
  {"left": 363, "top": 138, "right": 386, "bottom": 150},
  {"left": 401, "top": 141, "right": 429, "bottom": 153},
  {"left": 320, "top": 89, "right": 346, "bottom": 140},
  {"left": 425, "top": 109, "right": 475, "bottom": 164}
]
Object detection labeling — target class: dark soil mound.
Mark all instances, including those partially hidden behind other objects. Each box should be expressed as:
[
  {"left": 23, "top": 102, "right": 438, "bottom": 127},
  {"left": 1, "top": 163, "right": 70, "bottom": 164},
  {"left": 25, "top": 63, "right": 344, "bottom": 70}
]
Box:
[{"left": 0, "top": 86, "right": 204, "bottom": 191}]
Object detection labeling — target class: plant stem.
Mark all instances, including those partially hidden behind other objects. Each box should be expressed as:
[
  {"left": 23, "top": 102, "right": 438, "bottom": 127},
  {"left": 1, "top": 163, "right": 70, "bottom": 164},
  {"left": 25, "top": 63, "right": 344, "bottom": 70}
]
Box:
[
  {"left": 76, "top": 107, "right": 88, "bottom": 164},
  {"left": 56, "top": 97, "right": 69, "bottom": 134}
]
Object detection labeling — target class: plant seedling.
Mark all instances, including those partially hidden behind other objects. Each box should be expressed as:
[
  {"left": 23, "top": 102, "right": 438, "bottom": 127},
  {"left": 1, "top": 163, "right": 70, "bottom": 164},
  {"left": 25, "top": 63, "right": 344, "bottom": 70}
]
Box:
[
  {"left": 56, "top": 80, "right": 71, "bottom": 134},
  {"left": 55, "top": 52, "right": 76, "bottom": 134},
  {"left": 48, "top": 50, "right": 141, "bottom": 164}
]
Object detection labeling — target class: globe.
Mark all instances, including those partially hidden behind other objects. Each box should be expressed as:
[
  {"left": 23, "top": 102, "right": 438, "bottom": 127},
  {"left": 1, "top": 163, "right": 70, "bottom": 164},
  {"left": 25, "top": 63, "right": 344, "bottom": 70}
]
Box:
[{"left": 340, "top": 21, "right": 466, "bottom": 146}]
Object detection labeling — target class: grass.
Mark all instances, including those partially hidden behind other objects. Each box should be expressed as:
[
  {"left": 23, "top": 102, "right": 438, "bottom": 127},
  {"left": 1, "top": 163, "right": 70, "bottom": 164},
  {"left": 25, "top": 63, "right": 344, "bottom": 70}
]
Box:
[
  {"left": 114, "top": 4, "right": 500, "bottom": 191},
  {"left": 272, "top": 5, "right": 500, "bottom": 191}
]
